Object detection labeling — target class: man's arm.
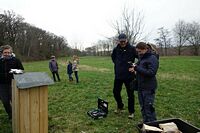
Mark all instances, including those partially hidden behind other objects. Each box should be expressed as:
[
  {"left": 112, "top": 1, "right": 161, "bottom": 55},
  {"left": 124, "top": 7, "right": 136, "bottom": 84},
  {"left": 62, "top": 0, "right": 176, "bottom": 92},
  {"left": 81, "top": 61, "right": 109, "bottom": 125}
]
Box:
[{"left": 111, "top": 48, "right": 116, "bottom": 63}]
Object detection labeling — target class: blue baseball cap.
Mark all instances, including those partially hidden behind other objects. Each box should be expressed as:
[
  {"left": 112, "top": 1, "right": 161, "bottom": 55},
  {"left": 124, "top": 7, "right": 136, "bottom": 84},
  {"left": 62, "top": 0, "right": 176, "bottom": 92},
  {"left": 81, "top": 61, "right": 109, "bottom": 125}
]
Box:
[{"left": 118, "top": 33, "right": 127, "bottom": 41}]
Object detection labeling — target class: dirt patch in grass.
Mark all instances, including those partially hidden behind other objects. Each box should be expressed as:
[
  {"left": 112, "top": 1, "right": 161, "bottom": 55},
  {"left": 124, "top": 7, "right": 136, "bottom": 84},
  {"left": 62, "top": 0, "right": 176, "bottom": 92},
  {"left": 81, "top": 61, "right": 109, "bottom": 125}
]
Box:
[
  {"left": 158, "top": 73, "right": 198, "bottom": 81},
  {"left": 59, "top": 61, "right": 110, "bottom": 73},
  {"left": 79, "top": 65, "right": 110, "bottom": 72}
]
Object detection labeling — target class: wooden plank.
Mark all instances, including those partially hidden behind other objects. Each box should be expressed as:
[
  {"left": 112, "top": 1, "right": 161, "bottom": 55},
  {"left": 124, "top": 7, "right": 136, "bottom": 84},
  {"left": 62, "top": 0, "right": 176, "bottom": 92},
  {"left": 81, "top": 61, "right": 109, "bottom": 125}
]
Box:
[
  {"left": 12, "top": 80, "right": 15, "bottom": 132},
  {"left": 39, "top": 86, "right": 48, "bottom": 133},
  {"left": 19, "top": 89, "right": 30, "bottom": 133},
  {"left": 30, "top": 87, "right": 39, "bottom": 133},
  {"left": 12, "top": 84, "right": 48, "bottom": 133},
  {"left": 12, "top": 80, "right": 15, "bottom": 133},
  {"left": 12, "top": 80, "right": 20, "bottom": 133}
]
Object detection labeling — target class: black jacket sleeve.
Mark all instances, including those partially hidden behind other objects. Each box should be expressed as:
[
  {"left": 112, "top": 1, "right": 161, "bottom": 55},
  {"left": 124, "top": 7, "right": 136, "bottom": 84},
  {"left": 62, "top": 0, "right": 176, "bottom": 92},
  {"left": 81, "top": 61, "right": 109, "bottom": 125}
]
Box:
[
  {"left": 16, "top": 58, "right": 24, "bottom": 70},
  {"left": 111, "top": 47, "right": 116, "bottom": 63}
]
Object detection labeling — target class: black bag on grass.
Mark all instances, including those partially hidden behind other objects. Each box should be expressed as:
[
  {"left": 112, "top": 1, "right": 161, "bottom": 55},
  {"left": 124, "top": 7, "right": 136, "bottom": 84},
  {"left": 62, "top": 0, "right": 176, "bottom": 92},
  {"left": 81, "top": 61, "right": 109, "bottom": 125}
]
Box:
[{"left": 87, "top": 98, "right": 108, "bottom": 119}]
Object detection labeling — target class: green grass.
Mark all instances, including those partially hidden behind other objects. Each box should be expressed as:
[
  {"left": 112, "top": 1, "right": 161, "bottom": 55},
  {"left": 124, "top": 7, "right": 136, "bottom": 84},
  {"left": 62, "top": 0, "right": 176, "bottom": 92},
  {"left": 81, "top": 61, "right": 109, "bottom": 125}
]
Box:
[{"left": 0, "top": 56, "right": 200, "bottom": 133}]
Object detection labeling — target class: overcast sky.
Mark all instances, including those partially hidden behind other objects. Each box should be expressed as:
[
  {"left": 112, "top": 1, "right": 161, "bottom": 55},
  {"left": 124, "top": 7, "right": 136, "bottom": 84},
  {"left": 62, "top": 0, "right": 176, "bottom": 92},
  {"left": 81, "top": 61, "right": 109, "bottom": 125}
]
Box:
[{"left": 1, "top": 0, "right": 200, "bottom": 49}]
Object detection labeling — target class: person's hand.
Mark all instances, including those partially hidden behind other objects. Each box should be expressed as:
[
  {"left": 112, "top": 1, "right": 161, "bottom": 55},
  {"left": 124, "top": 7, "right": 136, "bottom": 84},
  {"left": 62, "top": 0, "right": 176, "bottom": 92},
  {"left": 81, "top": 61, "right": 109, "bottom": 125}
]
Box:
[
  {"left": 132, "top": 63, "right": 136, "bottom": 67},
  {"left": 129, "top": 67, "right": 135, "bottom": 72}
]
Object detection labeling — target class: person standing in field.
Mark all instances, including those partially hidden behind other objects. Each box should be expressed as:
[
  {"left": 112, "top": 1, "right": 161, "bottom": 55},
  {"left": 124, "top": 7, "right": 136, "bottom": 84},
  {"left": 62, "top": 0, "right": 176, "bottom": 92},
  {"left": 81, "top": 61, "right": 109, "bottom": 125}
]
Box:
[
  {"left": 49, "top": 55, "right": 61, "bottom": 82},
  {"left": 67, "top": 60, "right": 73, "bottom": 81},
  {"left": 0, "top": 45, "right": 24, "bottom": 120},
  {"left": 111, "top": 33, "right": 137, "bottom": 119},
  {"left": 129, "top": 42, "right": 159, "bottom": 123},
  {"left": 72, "top": 55, "right": 79, "bottom": 83}
]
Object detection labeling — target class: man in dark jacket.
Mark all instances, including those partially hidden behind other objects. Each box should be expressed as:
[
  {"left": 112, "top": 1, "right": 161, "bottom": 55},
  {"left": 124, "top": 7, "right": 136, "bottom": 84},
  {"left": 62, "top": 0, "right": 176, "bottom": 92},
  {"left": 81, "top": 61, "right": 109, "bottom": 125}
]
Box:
[
  {"left": 129, "top": 42, "right": 159, "bottom": 123},
  {"left": 111, "top": 33, "right": 137, "bottom": 119},
  {"left": 0, "top": 45, "right": 24, "bottom": 120},
  {"left": 49, "top": 55, "right": 60, "bottom": 82}
]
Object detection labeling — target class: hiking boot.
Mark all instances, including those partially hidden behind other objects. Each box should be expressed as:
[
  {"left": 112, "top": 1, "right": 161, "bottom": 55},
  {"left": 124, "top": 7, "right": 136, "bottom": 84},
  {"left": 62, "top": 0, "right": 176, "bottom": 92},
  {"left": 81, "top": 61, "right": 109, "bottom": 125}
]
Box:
[{"left": 128, "top": 113, "right": 134, "bottom": 119}]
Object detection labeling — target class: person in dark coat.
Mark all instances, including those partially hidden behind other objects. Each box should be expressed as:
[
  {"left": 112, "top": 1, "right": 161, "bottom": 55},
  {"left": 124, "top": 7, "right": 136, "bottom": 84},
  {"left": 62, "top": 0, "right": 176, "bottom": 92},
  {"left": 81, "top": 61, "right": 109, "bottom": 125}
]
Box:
[
  {"left": 111, "top": 33, "right": 137, "bottom": 119},
  {"left": 67, "top": 61, "right": 73, "bottom": 81},
  {"left": 49, "top": 55, "right": 60, "bottom": 82},
  {"left": 129, "top": 42, "right": 159, "bottom": 123},
  {"left": 0, "top": 45, "right": 24, "bottom": 120}
]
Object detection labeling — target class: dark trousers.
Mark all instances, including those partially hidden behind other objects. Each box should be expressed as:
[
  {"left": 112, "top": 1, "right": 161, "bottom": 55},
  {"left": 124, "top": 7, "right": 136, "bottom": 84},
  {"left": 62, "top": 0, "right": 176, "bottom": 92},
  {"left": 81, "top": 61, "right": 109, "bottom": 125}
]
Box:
[
  {"left": 74, "top": 71, "right": 79, "bottom": 83},
  {"left": 113, "top": 78, "right": 135, "bottom": 113},
  {"left": 0, "top": 84, "right": 12, "bottom": 119},
  {"left": 138, "top": 90, "right": 156, "bottom": 123},
  {"left": 52, "top": 71, "right": 60, "bottom": 81},
  {"left": 68, "top": 73, "right": 73, "bottom": 81}
]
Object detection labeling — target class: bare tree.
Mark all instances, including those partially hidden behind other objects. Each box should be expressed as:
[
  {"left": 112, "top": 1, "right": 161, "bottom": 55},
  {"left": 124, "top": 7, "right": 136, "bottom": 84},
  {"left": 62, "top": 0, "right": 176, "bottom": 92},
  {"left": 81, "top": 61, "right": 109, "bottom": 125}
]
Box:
[
  {"left": 85, "top": 46, "right": 95, "bottom": 56},
  {"left": 186, "top": 21, "right": 200, "bottom": 56},
  {"left": 96, "top": 40, "right": 110, "bottom": 56},
  {"left": 103, "top": 40, "right": 111, "bottom": 56},
  {"left": 173, "top": 20, "right": 188, "bottom": 55},
  {"left": 0, "top": 10, "right": 24, "bottom": 49},
  {"left": 155, "top": 27, "right": 171, "bottom": 56},
  {"left": 111, "top": 7, "right": 145, "bottom": 45}
]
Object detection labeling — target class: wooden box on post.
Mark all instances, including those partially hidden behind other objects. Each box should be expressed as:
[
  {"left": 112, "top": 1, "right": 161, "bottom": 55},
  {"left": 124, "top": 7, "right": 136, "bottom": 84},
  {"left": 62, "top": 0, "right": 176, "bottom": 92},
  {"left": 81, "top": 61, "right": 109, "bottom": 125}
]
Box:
[{"left": 12, "top": 72, "right": 54, "bottom": 133}]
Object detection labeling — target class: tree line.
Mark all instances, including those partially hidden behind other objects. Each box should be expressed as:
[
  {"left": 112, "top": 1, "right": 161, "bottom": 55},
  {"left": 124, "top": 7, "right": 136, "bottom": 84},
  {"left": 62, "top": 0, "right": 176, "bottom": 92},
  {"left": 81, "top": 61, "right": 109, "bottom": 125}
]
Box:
[
  {"left": 155, "top": 21, "right": 200, "bottom": 56},
  {"left": 1, "top": 9, "right": 200, "bottom": 61},
  {"left": 0, "top": 10, "right": 73, "bottom": 61},
  {"left": 85, "top": 8, "right": 200, "bottom": 56}
]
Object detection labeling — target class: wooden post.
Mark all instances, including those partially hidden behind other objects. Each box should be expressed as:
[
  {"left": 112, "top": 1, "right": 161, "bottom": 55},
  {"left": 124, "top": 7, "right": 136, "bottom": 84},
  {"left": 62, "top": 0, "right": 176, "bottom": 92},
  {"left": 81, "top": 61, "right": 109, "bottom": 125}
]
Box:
[{"left": 12, "top": 72, "right": 53, "bottom": 133}]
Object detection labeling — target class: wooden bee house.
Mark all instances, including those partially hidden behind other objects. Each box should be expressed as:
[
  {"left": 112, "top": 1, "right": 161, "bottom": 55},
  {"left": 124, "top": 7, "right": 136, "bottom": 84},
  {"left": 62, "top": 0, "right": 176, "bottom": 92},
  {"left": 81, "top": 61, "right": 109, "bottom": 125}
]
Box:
[{"left": 12, "top": 72, "right": 54, "bottom": 133}]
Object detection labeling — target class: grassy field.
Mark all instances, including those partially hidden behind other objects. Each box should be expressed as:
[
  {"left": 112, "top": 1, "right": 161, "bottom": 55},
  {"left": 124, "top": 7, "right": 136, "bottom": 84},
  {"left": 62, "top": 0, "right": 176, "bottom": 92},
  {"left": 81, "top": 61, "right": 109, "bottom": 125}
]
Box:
[{"left": 0, "top": 56, "right": 200, "bottom": 133}]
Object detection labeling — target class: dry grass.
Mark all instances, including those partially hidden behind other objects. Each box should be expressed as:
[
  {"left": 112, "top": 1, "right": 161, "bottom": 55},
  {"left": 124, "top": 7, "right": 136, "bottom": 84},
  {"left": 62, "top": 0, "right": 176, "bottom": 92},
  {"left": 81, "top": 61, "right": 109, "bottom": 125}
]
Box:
[
  {"left": 59, "top": 61, "right": 110, "bottom": 73},
  {"left": 79, "top": 65, "right": 110, "bottom": 73},
  {"left": 158, "top": 72, "right": 198, "bottom": 81}
]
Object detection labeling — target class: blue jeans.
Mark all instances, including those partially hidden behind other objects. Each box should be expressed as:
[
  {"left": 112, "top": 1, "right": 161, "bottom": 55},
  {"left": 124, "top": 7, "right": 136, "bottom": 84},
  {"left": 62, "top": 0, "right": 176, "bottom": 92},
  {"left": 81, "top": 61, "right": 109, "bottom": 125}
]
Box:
[
  {"left": 74, "top": 71, "right": 79, "bottom": 83},
  {"left": 68, "top": 73, "right": 73, "bottom": 81}
]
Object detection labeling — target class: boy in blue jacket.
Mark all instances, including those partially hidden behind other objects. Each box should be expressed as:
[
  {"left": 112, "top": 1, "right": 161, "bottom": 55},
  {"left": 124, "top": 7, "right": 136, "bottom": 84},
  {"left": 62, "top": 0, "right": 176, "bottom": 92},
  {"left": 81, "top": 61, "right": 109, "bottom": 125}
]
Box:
[{"left": 67, "top": 61, "right": 73, "bottom": 81}]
